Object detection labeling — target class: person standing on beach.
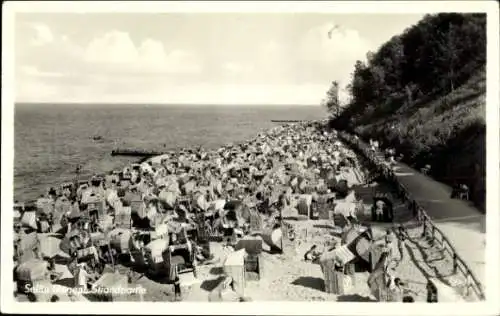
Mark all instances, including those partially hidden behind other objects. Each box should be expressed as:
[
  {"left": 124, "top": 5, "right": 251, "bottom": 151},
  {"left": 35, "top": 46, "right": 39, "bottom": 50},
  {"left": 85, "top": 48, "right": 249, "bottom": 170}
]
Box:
[
  {"left": 75, "top": 263, "right": 90, "bottom": 291},
  {"left": 173, "top": 272, "right": 182, "bottom": 301},
  {"left": 378, "top": 229, "right": 397, "bottom": 262},
  {"left": 167, "top": 233, "right": 183, "bottom": 301},
  {"left": 396, "top": 225, "right": 408, "bottom": 263}
]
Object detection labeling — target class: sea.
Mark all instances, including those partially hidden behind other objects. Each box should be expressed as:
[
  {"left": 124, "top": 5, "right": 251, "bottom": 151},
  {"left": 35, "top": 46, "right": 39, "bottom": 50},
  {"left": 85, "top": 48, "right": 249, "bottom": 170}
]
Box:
[{"left": 13, "top": 103, "right": 328, "bottom": 202}]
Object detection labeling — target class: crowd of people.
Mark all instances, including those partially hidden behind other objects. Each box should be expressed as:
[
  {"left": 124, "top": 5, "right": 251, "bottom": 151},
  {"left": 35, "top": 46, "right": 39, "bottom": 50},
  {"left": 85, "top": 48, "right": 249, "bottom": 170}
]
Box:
[{"left": 13, "top": 120, "right": 424, "bottom": 302}]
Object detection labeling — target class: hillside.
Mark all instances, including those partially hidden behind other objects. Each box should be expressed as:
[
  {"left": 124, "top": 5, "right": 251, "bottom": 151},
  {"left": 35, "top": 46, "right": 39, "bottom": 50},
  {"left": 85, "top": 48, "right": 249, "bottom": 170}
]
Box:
[
  {"left": 329, "top": 13, "right": 486, "bottom": 211},
  {"left": 356, "top": 71, "right": 486, "bottom": 210}
]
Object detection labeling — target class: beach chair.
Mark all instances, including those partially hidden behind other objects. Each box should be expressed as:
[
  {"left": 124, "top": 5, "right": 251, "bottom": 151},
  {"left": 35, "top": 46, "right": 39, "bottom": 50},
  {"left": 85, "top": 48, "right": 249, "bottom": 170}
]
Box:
[
  {"left": 15, "top": 259, "right": 49, "bottom": 294},
  {"left": 143, "top": 239, "right": 170, "bottom": 276},
  {"left": 86, "top": 198, "right": 106, "bottom": 220},
  {"left": 76, "top": 245, "right": 99, "bottom": 264},
  {"left": 114, "top": 207, "right": 132, "bottom": 229},
  {"left": 16, "top": 232, "right": 41, "bottom": 264},
  {"left": 367, "top": 252, "right": 391, "bottom": 301},
  {"left": 280, "top": 221, "right": 296, "bottom": 254},
  {"left": 130, "top": 199, "right": 146, "bottom": 218},
  {"left": 371, "top": 194, "right": 394, "bottom": 222},
  {"left": 60, "top": 182, "right": 74, "bottom": 196},
  {"left": 165, "top": 242, "right": 196, "bottom": 278}
]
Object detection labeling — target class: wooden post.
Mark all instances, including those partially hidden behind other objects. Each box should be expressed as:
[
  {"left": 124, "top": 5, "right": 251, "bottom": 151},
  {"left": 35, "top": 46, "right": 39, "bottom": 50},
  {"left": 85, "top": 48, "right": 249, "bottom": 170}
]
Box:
[
  {"left": 422, "top": 216, "right": 428, "bottom": 238},
  {"left": 108, "top": 237, "right": 115, "bottom": 272},
  {"left": 324, "top": 265, "right": 346, "bottom": 295},
  {"left": 465, "top": 274, "right": 471, "bottom": 297},
  {"left": 279, "top": 207, "right": 284, "bottom": 253},
  {"left": 453, "top": 253, "right": 458, "bottom": 274},
  {"left": 138, "top": 287, "right": 144, "bottom": 302}
]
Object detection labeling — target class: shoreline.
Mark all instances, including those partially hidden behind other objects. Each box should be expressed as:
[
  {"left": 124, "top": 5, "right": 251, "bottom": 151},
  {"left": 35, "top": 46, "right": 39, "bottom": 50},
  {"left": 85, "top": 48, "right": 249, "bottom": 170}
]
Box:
[{"left": 14, "top": 120, "right": 321, "bottom": 206}]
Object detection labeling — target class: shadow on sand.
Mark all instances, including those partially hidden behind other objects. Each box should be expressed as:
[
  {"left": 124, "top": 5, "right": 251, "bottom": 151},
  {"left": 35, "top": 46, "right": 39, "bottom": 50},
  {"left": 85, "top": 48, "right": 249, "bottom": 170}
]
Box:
[
  {"left": 404, "top": 236, "right": 454, "bottom": 286},
  {"left": 291, "top": 276, "right": 325, "bottom": 292},
  {"left": 209, "top": 267, "right": 224, "bottom": 275},
  {"left": 200, "top": 276, "right": 224, "bottom": 292},
  {"left": 313, "top": 224, "right": 335, "bottom": 230},
  {"left": 336, "top": 294, "right": 376, "bottom": 302}
]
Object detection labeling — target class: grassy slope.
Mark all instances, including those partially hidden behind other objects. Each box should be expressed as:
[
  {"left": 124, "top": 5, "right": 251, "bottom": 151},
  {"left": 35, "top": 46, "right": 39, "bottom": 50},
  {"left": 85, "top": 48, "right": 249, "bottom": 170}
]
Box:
[{"left": 354, "top": 70, "right": 486, "bottom": 211}]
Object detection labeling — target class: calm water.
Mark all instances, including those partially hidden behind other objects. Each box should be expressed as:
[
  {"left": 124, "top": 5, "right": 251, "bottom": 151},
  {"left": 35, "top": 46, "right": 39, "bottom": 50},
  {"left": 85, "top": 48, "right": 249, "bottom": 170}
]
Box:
[{"left": 14, "top": 103, "right": 327, "bottom": 201}]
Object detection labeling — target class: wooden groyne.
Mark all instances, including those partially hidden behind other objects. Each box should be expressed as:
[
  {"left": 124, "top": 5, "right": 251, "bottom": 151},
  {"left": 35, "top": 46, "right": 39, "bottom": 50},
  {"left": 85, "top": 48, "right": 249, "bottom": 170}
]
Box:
[
  {"left": 111, "top": 148, "right": 167, "bottom": 157},
  {"left": 270, "top": 120, "right": 304, "bottom": 123}
]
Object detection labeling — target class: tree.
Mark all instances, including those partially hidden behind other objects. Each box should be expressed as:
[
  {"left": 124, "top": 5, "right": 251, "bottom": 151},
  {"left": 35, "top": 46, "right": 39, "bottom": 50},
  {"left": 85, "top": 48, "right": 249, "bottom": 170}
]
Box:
[
  {"left": 323, "top": 81, "right": 340, "bottom": 118},
  {"left": 331, "top": 13, "right": 486, "bottom": 129}
]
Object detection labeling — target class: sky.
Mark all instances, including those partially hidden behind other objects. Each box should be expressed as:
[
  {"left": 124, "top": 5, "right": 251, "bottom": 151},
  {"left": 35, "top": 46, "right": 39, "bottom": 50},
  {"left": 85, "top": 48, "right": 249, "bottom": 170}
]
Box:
[{"left": 14, "top": 12, "right": 425, "bottom": 105}]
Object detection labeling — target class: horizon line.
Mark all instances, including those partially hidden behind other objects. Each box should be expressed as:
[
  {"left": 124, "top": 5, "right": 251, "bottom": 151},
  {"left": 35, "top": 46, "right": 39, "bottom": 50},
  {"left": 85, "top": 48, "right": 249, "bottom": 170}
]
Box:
[{"left": 15, "top": 102, "right": 324, "bottom": 107}]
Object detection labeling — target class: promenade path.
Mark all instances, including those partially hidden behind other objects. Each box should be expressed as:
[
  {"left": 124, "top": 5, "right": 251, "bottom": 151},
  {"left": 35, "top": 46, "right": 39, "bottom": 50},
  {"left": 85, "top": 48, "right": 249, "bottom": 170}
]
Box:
[{"left": 390, "top": 161, "right": 486, "bottom": 286}]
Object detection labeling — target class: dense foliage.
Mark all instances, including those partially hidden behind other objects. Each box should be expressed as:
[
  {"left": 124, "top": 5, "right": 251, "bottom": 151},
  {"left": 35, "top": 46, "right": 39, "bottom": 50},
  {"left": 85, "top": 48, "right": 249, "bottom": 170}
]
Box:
[
  {"left": 329, "top": 13, "right": 487, "bottom": 210},
  {"left": 321, "top": 80, "right": 341, "bottom": 119}
]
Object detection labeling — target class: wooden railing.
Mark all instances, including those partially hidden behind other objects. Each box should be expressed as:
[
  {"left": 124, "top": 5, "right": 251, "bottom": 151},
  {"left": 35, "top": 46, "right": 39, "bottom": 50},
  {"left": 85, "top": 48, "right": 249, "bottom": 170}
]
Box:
[{"left": 338, "top": 131, "right": 485, "bottom": 301}]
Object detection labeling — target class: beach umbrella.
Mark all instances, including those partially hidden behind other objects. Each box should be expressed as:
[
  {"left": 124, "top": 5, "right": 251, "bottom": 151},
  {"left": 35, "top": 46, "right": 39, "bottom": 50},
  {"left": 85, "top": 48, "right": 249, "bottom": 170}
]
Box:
[
  {"left": 334, "top": 201, "right": 358, "bottom": 219},
  {"left": 224, "top": 200, "right": 242, "bottom": 211},
  {"left": 195, "top": 193, "right": 209, "bottom": 212},
  {"left": 203, "top": 168, "right": 212, "bottom": 180},
  {"left": 36, "top": 197, "right": 53, "bottom": 210},
  {"left": 209, "top": 199, "right": 226, "bottom": 213},
  {"left": 233, "top": 185, "right": 246, "bottom": 198},
  {"left": 176, "top": 204, "right": 189, "bottom": 219},
  {"left": 341, "top": 226, "right": 372, "bottom": 263},
  {"left": 335, "top": 179, "right": 349, "bottom": 196},
  {"left": 182, "top": 180, "right": 196, "bottom": 195},
  {"left": 14, "top": 209, "right": 22, "bottom": 221},
  {"left": 210, "top": 179, "right": 223, "bottom": 196},
  {"left": 145, "top": 238, "right": 169, "bottom": 262},
  {"left": 155, "top": 177, "right": 168, "bottom": 188},
  {"left": 159, "top": 190, "right": 177, "bottom": 209},
  {"left": 16, "top": 259, "right": 49, "bottom": 282},
  {"left": 108, "top": 228, "right": 133, "bottom": 253},
  {"left": 298, "top": 178, "right": 308, "bottom": 192},
  {"left": 296, "top": 195, "right": 311, "bottom": 217},
  {"left": 200, "top": 152, "right": 209, "bottom": 160},
  {"left": 165, "top": 181, "right": 181, "bottom": 195},
  {"left": 38, "top": 234, "right": 71, "bottom": 259},
  {"left": 196, "top": 185, "right": 210, "bottom": 194},
  {"left": 20, "top": 211, "right": 37, "bottom": 230},
  {"left": 17, "top": 232, "right": 40, "bottom": 261},
  {"left": 153, "top": 221, "right": 169, "bottom": 240},
  {"left": 36, "top": 201, "right": 54, "bottom": 219},
  {"left": 225, "top": 182, "right": 234, "bottom": 192},
  {"left": 281, "top": 206, "right": 299, "bottom": 218},
  {"left": 276, "top": 172, "right": 288, "bottom": 185}
]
